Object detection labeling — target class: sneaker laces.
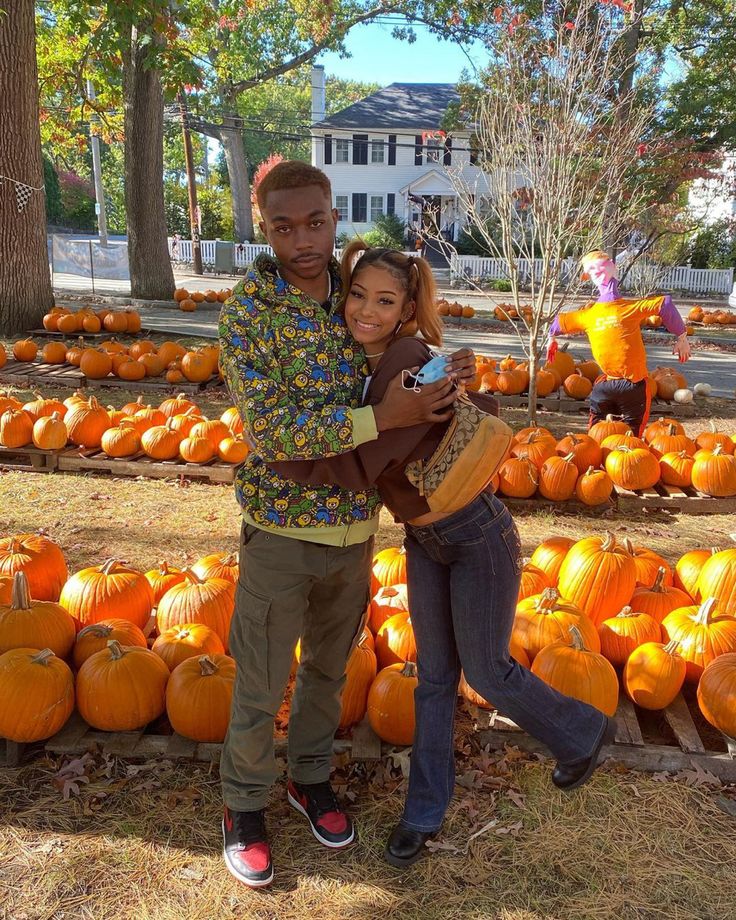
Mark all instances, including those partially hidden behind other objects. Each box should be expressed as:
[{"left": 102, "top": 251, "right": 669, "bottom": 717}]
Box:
[
  {"left": 233, "top": 809, "right": 267, "bottom": 848},
  {"left": 302, "top": 781, "right": 341, "bottom": 817}
]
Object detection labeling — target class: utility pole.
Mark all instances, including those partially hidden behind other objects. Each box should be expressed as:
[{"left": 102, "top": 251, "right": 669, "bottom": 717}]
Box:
[
  {"left": 86, "top": 79, "right": 108, "bottom": 246},
  {"left": 178, "top": 90, "right": 203, "bottom": 275}
]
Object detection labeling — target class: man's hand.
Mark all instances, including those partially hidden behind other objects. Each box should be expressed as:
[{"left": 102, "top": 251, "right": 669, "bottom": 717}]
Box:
[
  {"left": 373, "top": 369, "right": 457, "bottom": 431},
  {"left": 444, "top": 347, "right": 476, "bottom": 386},
  {"left": 673, "top": 332, "right": 691, "bottom": 363}
]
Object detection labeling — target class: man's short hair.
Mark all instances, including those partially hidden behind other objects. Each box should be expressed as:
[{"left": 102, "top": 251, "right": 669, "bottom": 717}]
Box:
[{"left": 256, "top": 161, "right": 332, "bottom": 212}]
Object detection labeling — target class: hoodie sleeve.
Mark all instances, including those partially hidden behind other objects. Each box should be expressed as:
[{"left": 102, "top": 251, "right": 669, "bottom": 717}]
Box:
[{"left": 219, "top": 292, "right": 377, "bottom": 462}]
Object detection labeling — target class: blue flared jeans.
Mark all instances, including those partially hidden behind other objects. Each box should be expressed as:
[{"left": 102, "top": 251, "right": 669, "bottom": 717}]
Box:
[{"left": 400, "top": 491, "right": 607, "bottom": 832}]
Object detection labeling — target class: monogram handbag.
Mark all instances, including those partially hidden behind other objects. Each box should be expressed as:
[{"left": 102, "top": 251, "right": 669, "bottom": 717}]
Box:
[{"left": 404, "top": 392, "right": 513, "bottom": 514}]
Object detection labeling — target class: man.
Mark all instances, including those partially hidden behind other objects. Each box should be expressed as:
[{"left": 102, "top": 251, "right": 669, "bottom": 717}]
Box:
[
  {"left": 218, "top": 160, "right": 474, "bottom": 888},
  {"left": 547, "top": 250, "right": 691, "bottom": 435}
]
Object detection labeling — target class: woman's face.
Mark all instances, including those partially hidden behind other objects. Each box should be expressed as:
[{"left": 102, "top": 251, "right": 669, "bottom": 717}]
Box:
[{"left": 344, "top": 264, "right": 414, "bottom": 352}]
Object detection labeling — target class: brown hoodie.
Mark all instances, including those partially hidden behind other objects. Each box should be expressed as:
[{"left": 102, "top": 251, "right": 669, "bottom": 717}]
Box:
[{"left": 269, "top": 337, "right": 499, "bottom": 522}]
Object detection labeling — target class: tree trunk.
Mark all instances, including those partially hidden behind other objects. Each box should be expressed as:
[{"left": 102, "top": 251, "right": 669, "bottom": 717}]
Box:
[
  {"left": 218, "top": 90, "right": 254, "bottom": 243},
  {"left": 122, "top": 25, "right": 175, "bottom": 300},
  {"left": 526, "top": 335, "right": 539, "bottom": 426},
  {"left": 0, "top": 0, "right": 54, "bottom": 334}
]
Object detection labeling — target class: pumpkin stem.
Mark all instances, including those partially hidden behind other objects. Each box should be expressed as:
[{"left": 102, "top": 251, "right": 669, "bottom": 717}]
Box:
[
  {"left": 77, "top": 623, "right": 113, "bottom": 639},
  {"left": 568, "top": 624, "right": 586, "bottom": 651},
  {"left": 182, "top": 567, "right": 204, "bottom": 585},
  {"left": 663, "top": 639, "right": 681, "bottom": 657},
  {"left": 602, "top": 532, "right": 617, "bottom": 552},
  {"left": 695, "top": 597, "right": 719, "bottom": 625},
  {"left": 106, "top": 639, "right": 126, "bottom": 659},
  {"left": 667, "top": 424, "right": 677, "bottom": 435},
  {"left": 31, "top": 648, "right": 56, "bottom": 666},
  {"left": 712, "top": 443, "right": 723, "bottom": 457},
  {"left": 50, "top": 411, "right": 62, "bottom": 421},
  {"left": 562, "top": 452, "right": 575, "bottom": 463},
  {"left": 10, "top": 571, "right": 32, "bottom": 610},
  {"left": 401, "top": 661, "right": 418, "bottom": 678},
  {"left": 649, "top": 567, "right": 667, "bottom": 593},
  {"left": 101, "top": 558, "right": 121, "bottom": 575},
  {"left": 198, "top": 655, "right": 219, "bottom": 676},
  {"left": 616, "top": 606, "right": 636, "bottom": 618},
  {"left": 584, "top": 465, "right": 596, "bottom": 475},
  {"left": 535, "top": 587, "right": 560, "bottom": 612}
]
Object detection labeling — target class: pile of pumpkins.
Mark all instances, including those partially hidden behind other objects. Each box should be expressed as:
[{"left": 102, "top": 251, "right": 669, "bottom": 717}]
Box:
[
  {"left": 1, "top": 337, "right": 218, "bottom": 385},
  {"left": 436, "top": 298, "right": 476, "bottom": 319},
  {"left": 1, "top": 534, "right": 735, "bottom": 749},
  {"left": 471, "top": 349, "right": 693, "bottom": 404},
  {"left": 493, "top": 417, "right": 736, "bottom": 503},
  {"left": 0, "top": 390, "right": 249, "bottom": 467},
  {"left": 363, "top": 538, "right": 736, "bottom": 744},
  {"left": 0, "top": 536, "right": 241, "bottom": 744},
  {"left": 174, "top": 288, "right": 232, "bottom": 313},
  {"left": 41, "top": 306, "right": 142, "bottom": 335},
  {"left": 688, "top": 305, "right": 736, "bottom": 327}
]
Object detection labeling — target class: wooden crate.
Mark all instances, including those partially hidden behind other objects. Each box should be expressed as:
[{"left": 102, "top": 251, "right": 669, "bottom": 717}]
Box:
[
  {"left": 477, "top": 692, "right": 736, "bottom": 783},
  {"left": 0, "top": 713, "right": 383, "bottom": 768},
  {"left": 496, "top": 393, "right": 696, "bottom": 417},
  {"left": 0, "top": 444, "right": 60, "bottom": 472},
  {"left": 0, "top": 358, "right": 222, "bottom": 394}
]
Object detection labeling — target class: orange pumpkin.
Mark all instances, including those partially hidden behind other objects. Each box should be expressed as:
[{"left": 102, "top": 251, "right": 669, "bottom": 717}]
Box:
[
  {"left": 180, "top": 435, "right": 215, "bottom": 464},
  {"left": 538, "top": 453, "right": 578, "bottom": 501},
  {"left": 0, "top": 648, "right": 75, "bottom": 742},
  {"left": 528, "top": 536, "right": 574, "bottom": 584},
  {"left": 557, "top": 532, "right": 637, "bottom": 627},
  {"left": 13, "top": 338, "right": 38, "bottom": 362},
  {"left": 695, "top": 423, "right": 735, "bottom": 455},
  {"left": 100, "top": 422, "right": 141, "bottom": 458},
  {"left": 630, "top": 568, "right": 692, "bottom": 624},
  {"left": 153, "top": 624, "right": 225, "bottom": 672},
  {"left": 621, "top": 539, "right": 673, "bottom": 587},
  {"left": 181, "top": 351, "right": 212, "bottom": 382},
  {"left": 556, "top": 433, "right": 602, "bottom": 475},
  {"left": 575, "top": 467, "right": 614, "bottom": 506},
  {"left": 371, "top": 546, "right": 407, "bottom": 596},
  {"left": 661, "top": 597, "right": 736, "bottom": 682},
  {"left": 220, "top": 406, "right": 244, "bottom": 434},
  {"left": 648, "top": 424, "right": 695, "bottom": 460},
  {"left": 563, "top": 371, "right": 593, "bottom": 400},
  {"left": 144, "top": 561, "right": 186, "bottom": 604},
  {"left": 518, "top": 562, "right": 552, "bottom": 601},
  {"left": 156, "top": 569, "right": 235, "bottom": 650},
  {"left": 0, "top": 409, "right": 33, "bottom": 448},
  {"left": 624, "top": 639, "right": 686, "bottom": 710},
  {"left": 674, "top": 547, "right": 720, "bottom": 600},
  {"left": 598, "top": 605, "right": 661, "bottom": 666},
  {"left": 691, "top": 444, "right": 736, "bottom": 496},
  {"left": 217, "top": 437, "right": 249, "bottom": 464},
  {"left": 497, "top": 456, "right": 538, "bottom": 498},
  {"left": 605, "top": 446, "right": 660, "bottom": 490},
  {"left": 600, "top": 430, "right": 647, "bottom": 458},
  {"left": 375, "top": 611, "right": 416, "bottom": 668},
  {"left": 32, "top": 413, "right": 68, "bottom": 450},
  {"left": 0, "top": 571, "right": 76, "bottom": 658},
  {"left": 157, "top": 341, "right": 187, "bottom": 367},
  {"left": 191, "top": 552, "right": 239, "bottom": 585},
  {"left": 22, "top": 395, "right": 66, "bottom": 422},
  {"left": 369, "top": 583, "right": 409, "bottom": 634},
  {"left": 165, "top": 653, "right": 235, "bottom": 742},
  {"left": 696, "top": 548, "right": 736, "bottom": 615},
  {"left": 65, "top": 396, "right": 111, "bottom": 448},
  {"left": 697, "top": 653, "right": 736, "bottom": 738},
  {"left": 0, "top": 534, "right": 68, "bottom": 601},
  {"left": 588, "top": 414, "right": 628, "bottom": 444},
  {"left": 190, "top": 419, "right": 230, "bottom": 451},
  {"left": 41, "top": 341, "right": 68, "bottom": 364},
  {"left": 513, "top": 588, "right": 600, "bottom": 662},
  {"left": 59, "top": 559, "right": 154, "bottom": 629},
  {"left": 366, "top": 661, "right": 418, "bottom": 745},
  {"left": 659, "top": 450, "right": 694, "bottom": 487},
  {"left": 73, "top": 619, "right": 148, "bottom": 670},
  {"left": 339, "top": 633, "right": 378, "bottom": 729},
  {"left": 511, "top": 433, "right": 557, "bottom": 469},
  {"left": 141, "top": 419, "right": 183, "bottom": 460}
]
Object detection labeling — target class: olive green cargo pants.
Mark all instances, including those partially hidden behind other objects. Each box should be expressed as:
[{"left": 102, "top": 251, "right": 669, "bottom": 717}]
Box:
[{"left": 220, "top": 522, "right": 373, "bottom": 812}]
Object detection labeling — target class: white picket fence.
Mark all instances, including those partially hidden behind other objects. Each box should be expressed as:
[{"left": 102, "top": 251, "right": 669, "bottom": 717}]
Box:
[
  {"left": 449, "top": 254, "right": 734, "bottom": 295},
  {"left": 170, "top": 239, "right": 415, "bottom": 270}
]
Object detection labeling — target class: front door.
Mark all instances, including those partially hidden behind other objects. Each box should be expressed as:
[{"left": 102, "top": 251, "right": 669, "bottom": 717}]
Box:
[{"left": 422, "top": 195, "right": 442, "bottom": 234}]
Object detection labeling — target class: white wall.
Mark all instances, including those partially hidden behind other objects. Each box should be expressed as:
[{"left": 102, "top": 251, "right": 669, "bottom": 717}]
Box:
[{"left": 688, "top": 154, "right": 736, "bottom": 226}]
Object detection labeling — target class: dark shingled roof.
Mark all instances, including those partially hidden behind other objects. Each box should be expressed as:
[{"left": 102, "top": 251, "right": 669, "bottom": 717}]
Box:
[{"left": 314, "top": 83, "right": 459, "bottom": 130}]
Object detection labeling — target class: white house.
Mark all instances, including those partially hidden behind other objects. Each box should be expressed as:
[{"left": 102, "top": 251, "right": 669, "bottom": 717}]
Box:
[
  {"left": 309, "top": 66, "right": 491, "bottom": 248},
  {"left": 688, "top": 154, "right": 736, "bottom": 226}
]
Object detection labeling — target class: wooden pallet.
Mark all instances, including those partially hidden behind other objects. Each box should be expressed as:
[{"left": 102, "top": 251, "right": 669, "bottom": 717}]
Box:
[
  {"left": 0, "top": 358, "right": 222, "bottom": 394},
  {"left": 477, "top": 692, "right": 736, "bottom": 783},
  {"left": 0, "top": 444, "right": 59, "bottom": 472},
  {"left": 496, "top": 393, "right": 696, "bottom": 417},
  {"left": 1, "top": 713, "right": 383, "bottom": 768},
  {"left": 26, "top": 329, "right": 149, "bottom": 340}
]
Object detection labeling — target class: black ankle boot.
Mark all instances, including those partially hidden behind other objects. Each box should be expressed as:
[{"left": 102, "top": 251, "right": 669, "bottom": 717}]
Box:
[
  {"left": 552, "top": 716, "right": 617, "bottom": 791},
  {"left": 384, "top": 823, "right": 435, "bottom": 868}
]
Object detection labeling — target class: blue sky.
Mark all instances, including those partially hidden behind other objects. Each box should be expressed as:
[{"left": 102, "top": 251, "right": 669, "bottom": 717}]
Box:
[{"left": 318, "top": 17, "right": 488, "bottom": 85}]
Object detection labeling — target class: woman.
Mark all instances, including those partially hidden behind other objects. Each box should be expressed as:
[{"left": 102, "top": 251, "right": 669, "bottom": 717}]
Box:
[{"left": 271, "top": 241, "right": 615, "bottom": 868}]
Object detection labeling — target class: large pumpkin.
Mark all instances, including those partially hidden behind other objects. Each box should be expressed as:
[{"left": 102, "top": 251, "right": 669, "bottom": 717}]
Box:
[
  {"left": 100, "top": 422, "right": 141, "bottom": 458},
  {"left": 369, "top": 584, "right": 409, "bottom": 634},
  {"left": 598, "top": 606, "right": 661, "bottom": 666},
  {"left": 674, "top": 547, "right": 720, "bottom": 600},
  {"left": 375, "top": 611, "right": 416, "bottom": 668},
  {"left": 691, "top": 445, "right": 736, "bottom": 497},
  {"left": 697, "top": 653, "right": 736, "bottom": 738},
  {"left": 0, "top": 534, "right": 68, "bottom": 601},
  {"left": 497, "top": 456, "right": 538, "bottom": 498},
  {"left": 165, "top": 653, "right": 236, "bottom": 742},
  {"left": 696, "top": 548, "right": 736, "bottom": 615},
  {"left": 141, "top": 420, "right": 182, "bottom": 460},
  {"left": 661, "top": 597, "right": 736, "bottom": 682},
  {"left": 605, "top": 446, "right": 660, "bottom": 490},
  {"left": 0, "top": 647, "right": 75, "bottom": 742},
  {"left": 72, "top": 619, "right": 148, "bottom": 670},
  {"left": 367, "top": 661, "right": 418, "bottom": 745},
  {"left": 76, "top": 640, "right": 169, "bottom": 731},
  {"left": 59, "top": 559, "right": 154, "bottom": 630},
  {"left": 65, "top": 396, "right": 111, "bottom": 448},
  {"left": 624, "top": 639, "right": 686, "bottom": 710},
  {"left": 528, "top": 536, "right": 574, "bottom": 584},
  {"left": 371, "top": 546, "right": 407, "bottom": 596},
  {"left": 156, "top": 569, "right": 235, "bottom": 650},
  {"left": 556, "top": 433, "right": 602, "bottom": 475},
  {"left": 538, "top": 453, "right": 578, "bottom": 501},
  {"left": 0, "top": 409, "right": 33, "bottom": 448},
  {"left": 659, "top": 451, "right": 694, "bottom": 487},
  {"left": 32, "top": 413, "right": 68, "bottom": 450},
  {"left": 629, "top": 568, "right": 692, "bottom": 624},
  {"left": 648, "top": 424, "right": 696, "bottom": 460},
  {"left": 621, "top": 540, "right": 673, "bottom": 588},
  {"left": 0, "top": 572, "right": 76, "bottom": 659},
  {"left": 191, "top": 552, "right": 239, "bottom": 585},
  {"left": 557, "top": 532, "right": 637, "bottom": 627},
  {"left": 513, "top": 587, "right": 600, "bottom": 661},
  {"left": 339, "top": 633, "right": 378, "bottom": 729},
  {"left": 531, "top": 625, "right": 619, "bottom": 716},
  {"left": 152, "top": 623, "right": 225, "bottom": 671}
]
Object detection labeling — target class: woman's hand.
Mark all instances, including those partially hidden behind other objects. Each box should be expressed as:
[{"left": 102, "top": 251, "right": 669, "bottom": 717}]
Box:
[
  {"left": 373, "top": 370, "right": 456, "bottom": 430},
  {"left": 444, "top": 347, "right": 476, "bottom": 386}
]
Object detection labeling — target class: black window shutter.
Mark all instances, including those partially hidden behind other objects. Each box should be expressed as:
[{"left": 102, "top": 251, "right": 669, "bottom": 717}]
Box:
[
  {"left": 352, "top": 134, "right": 368, "bottom": 165},
  {"left": 352, "top": 193, "right": 367, "bottom": 222},
  {"left": 443, "top": 135, "right": 452, "bottom": 166},
  {"left": 388, "top": 134, "right": 397, "bottom": 166},
  {"left": 414, "top": 135, "right": 423, "bottom": 166},
  {"left": 324, "top": 134, "right": 332, "bottom": 165},
  {"left": 469, "top": 136, "right": 478, "bottom": 166},
  {"left": 386, "top": 193, "right": 395, "bottom": 216}
]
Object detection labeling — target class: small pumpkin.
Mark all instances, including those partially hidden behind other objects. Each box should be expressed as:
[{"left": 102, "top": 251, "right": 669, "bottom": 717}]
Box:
[
  {"left": 0, "top": 647, "right": 74, "bottom": 742},
  {"left": 77, "top": 640, "right": 169, "bottom": 731},
  {"left": 695, "top": 422, "right": 735, "bottom": 455},
  {"left": 220, "top": 406, "right": 244, "bottom": 435},
  {"left": 144, "top": 561, "right": 186, "bottom": 604},
  {"left": 116, "top": 358, "right": 146, "bottom": 381},
  {"left": 366, "top": 661, "right": 418, "bottom": 745},
  {"left": 0, "top": 408, "right": 33, "bottom": 447},
  {"left": 72, "top": 619, "right": 148, "bottom": 670},
  {"left": 588, "top": 415, "right": 628, "bottom": 445},
  {"left": 166, "top": 654, "right": 236, "bottom": 742},
  {"left": 648, "top": 424, "right": 696, "bottom": 460},
  {"left": 79, "top": 348, "right": 113, "bottom": 380},
  {"left": 12, "top": 338, "right": 38, "bottom": 362},
  {"left": 181, "top": 351, "right": 212, "bottom": 382},
  {"left": 661, "top": 597, "right": 736, "bottom": 682},
  {"left": 511, "top": 433, "right": 557, "bottom": 469},
  {"left": 339, "top": 633, "right": 378, "bottom": 729},
  {"left": 217, "top": 437, "right": 249, "bottom": 464},
  {"left": 556, "top": 433, "right": 602, "bottom": 475},
  {"left": 531, "top": 625, "right": 619, "bottom": 716},
  {"left": 624, "top": 639, "right": 686, "bottom": 710},
  {"left": 160, "top": 393, "right": 198, "bottom": 419},
  {"left": 100, "top": 421, "right": 141, "bottom": 458},
  {"left": 0, "top": 571, "right": 76, "bottom": 658},
  {"left": 598, "top": 605, "right": 661, "bottom": 666},
  {"left": 190, "top": 419, "right": 231, "bottom": 451},
  {"left": 621, "top": 539, "right": 673, "bottom": 588},
  {"left": 497, "top": 456, "right": 538, "bottom": 498},
  {"left": 41, "top": 341, "right": 68, "bottom": 364},
  {"left": 691, "top": 444, "right": 736, "bottom": 497},
  {"left": 32, "top": 412, "right": 68, "bottom": 450},
  {"left": 141, "top": 419, "right": 183, "bottom": 460},
  {"left": 563, "top": 371, "right": 592, "bottom": 400},
  {"left": 659, "top": 450, "right": 694, "bottom": 487},
  {"left": 191, "top": 552, "right": 239, "bottom": 585},
  {"left": 180, "top": 435, "right": 215, "bottom": 464},
  {"left": 375, "top": 611, "right": 416, "bottom": 668},
  {"left": 152, "top": 624, "right": 225, "bottom": 672},
  {"left": 630, "top": 567, "right": 692, "bottom": 624},
  {"left": 643, "top": 417, "right": 684, "bottom": 444},
  {"left": 538, "top": 452, "right": 578, "bottom": 501},
  {"left": 600, "top": 430, "right": 647, "bottom": 459},
  {"left": 605, "top": 445, "right": 660, "bottom": 490},
  {"left": 575, "top": 466, "right": 614, "bottom": 506}
]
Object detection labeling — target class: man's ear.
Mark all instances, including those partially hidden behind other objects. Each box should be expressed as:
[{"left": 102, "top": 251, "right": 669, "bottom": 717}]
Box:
[
  {"left": 331, "top": 207, "right": 339, "bottom": 227},
  {"left": 259, "top": 219, "right": 268, "bottom": 241}
]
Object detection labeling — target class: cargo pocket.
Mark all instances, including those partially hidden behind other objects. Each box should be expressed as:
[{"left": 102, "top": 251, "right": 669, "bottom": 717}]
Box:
[{"left": 234, "top": 581, "right": 272, "bottom": 693}]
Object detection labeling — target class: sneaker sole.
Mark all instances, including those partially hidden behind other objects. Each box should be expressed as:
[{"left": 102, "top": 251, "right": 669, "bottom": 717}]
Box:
[
  {"left": 287, "top": 790, "right": 355, "bottom": 849},
  {"left": 221, "top": 819, "right": 274, "bottom": 889}
]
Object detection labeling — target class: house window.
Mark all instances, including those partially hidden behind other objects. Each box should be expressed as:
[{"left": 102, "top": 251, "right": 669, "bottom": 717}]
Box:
[
  {"left": 335, "top": 139, "right": 349, "bottom": 163},
  {"left": 370, "top": 196, "right": 384, "bottom": 222},
  {"left": 335, "top": 195, "right": 348, "bottom": 221},
  {"left": 352, "top": 193, "right": 367, "bottom": 222},
  {"left": 371, "top": 140, "right": 385, "bottom": 164},
  {"left": 426, "top": 139, "right": 442, "bottom": 163}
]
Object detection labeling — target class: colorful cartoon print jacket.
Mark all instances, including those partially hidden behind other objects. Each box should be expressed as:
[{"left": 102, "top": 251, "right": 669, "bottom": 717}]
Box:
[{"left": 218, "top": 254, "right": 381, "bottom": 536}]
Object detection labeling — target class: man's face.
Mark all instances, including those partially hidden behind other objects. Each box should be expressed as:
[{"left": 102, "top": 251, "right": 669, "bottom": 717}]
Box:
[{"left": 259, "top": 184, "right": 338, "bottom": 284}]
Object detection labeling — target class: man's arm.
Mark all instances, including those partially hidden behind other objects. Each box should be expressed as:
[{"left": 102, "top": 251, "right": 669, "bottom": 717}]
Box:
[{"left": 659, "top": 295, "right": 691, "bottom": 363}]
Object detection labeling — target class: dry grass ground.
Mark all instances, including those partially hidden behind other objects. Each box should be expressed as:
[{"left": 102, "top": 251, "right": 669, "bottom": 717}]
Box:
[{"left": 1, "top": 379, "right": 736, "bottom": 920}]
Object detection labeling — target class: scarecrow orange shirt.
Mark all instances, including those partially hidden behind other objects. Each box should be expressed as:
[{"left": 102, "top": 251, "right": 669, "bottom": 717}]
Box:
[{"left": 556, "top": 295, "right": 665, "bottom": 382}]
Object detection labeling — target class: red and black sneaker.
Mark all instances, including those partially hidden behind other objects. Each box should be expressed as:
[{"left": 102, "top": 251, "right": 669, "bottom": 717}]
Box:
[
  {"left": 222, "top": 806, "right": 273, "bottom": 888},
  {"left": 287, "top": 780, "right": 355, "bottom": 848}
]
